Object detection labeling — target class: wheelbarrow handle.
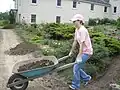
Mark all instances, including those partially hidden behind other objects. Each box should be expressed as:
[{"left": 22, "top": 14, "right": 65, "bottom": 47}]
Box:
[
  {"left": 58, "top": 55, "right": 70, "bottom": 62},
  {"left": 54, "top": 62, "right": 75, "bottom": 72}
]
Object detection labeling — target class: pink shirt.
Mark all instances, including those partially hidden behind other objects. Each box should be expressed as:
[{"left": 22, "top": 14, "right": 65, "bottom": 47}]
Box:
[{"left": 75, "top": 26, "right": 93, "bottom": 55}]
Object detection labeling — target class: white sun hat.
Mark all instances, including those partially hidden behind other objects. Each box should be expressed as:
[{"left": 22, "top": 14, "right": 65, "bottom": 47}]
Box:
[{"left": 70, "top": 14, "right": 85, "bottom": 23}]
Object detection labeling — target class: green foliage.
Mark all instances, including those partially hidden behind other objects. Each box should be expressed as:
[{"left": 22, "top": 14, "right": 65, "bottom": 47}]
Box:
[
  {"left": 110, "top": 19, "right": 117, "bottom": 25},
  {"left": 2, "top": 20, "right": 9, "bottom": 25},
  {"left": 0, "top": 12, "right": 9, "bottom": 20},
  {"left": 88, "top": 18, "right": 97, "bottom": 26},
  {"left": 2, "top": 24, "right": 15, "bottom": 29},
  {"left": 24, "top": 25, "right": 41, "bottom": 36},
  {"left": 9, "top": 10, "right": 16, "bottom": 24},
  {"left": 89, "top": 30, "right": 120, "bottom": 56},
  {"left": 41, "top": 23, "right": 75, "bottom": 40},
  {"left": 104, "top": 37, "right": 120, "bottom": 55},
  {"left": 0, "top": 20, "right": 9, "bottom": 26},
  {"left": 117, "top": 17, "right": 120, "bottom": 29},
  {"left": 40, "top": 40, "right": 72, "bottom": 58},
  {"left": 16, "top": 23, "right": 120, "bottom": 80},
  {"left": 100, "top": 18, "right": 111, "bottom": 24},
  {"left": 88, "top": 18, "right": 117, "bottom": 26}
]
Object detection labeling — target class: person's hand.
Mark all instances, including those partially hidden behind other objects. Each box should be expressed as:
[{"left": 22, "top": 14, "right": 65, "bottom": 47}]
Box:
[{"left": 75, "top": 54, "right": 82, "bottom": 64}]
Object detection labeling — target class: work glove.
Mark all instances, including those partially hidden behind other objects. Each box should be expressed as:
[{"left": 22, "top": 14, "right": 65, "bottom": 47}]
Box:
[{"left": 75, "top": 54, "right": 82, "bottom": 64}]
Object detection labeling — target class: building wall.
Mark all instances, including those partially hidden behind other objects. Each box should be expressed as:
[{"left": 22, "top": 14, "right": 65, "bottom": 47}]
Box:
[
  {"left": 110, "top": 0, "right": 120, "bottom": 20},
  {"left": 15, "top": 0, "right": 111, "bottom": 24}
]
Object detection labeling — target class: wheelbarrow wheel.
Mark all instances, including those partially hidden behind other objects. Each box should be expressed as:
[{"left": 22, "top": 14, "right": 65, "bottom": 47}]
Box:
[{"left": 8, "top": 74, "right": 28, "bottom": 90}]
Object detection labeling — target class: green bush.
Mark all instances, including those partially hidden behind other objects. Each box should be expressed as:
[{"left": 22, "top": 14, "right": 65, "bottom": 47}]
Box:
[
  {"left": 88, "top": 18, "right": 97, "bottom": 26},
  {"left": 117, "top": 17, "right": 120, "bottom": 29},
  {"left": 24, "top": 25, "right": 41, "bottom": 36},
  {"left": 100, "top": 18, "right": 111, "bottom": 24},
  {"left": 90, "top": 30, "right": 120, "bottom": 56},
  {"left": 2, "top": 20, "right": 9, "bottom": 25},
  {"left": 0, "top": 20, "right": 9, "bottom": 26},
  {"left": 88, "top": 18, "right": 117, "bottom": 26},
  {"left": 41, "top": 23, "right": 75, "bottom": 40},
  {"left": 110, "top": 19, "right": 117, "bottom": 25},
  {"left": 104, "top": 37, "right": 120, "bottom": 55},
  {"left": 2, "top": 24, "right": 15, "bottom": 29}
]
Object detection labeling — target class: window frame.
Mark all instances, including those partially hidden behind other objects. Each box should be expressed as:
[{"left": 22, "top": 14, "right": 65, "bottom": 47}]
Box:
[
  {"left": 114, "top": 6, "right": 117, "bottom": 13},
  {"left": 32, "top": 0, "right": 37, "bottom": 4},
  {"left": 73, "top": 1, "right": 77, "bottom": 8},
  {"left": 57, "top": 0, "right": 61, "bottom": 6},
  {"left": 31, "top": 14, "right": 36, "bottom": 23},
  {"left": 91, "top": 4, "right": 94, "bottom": 11},
  {"left": 104, "top": 6, "right": 107, "bottom": 12},
  {"left": 56, "top": 16, "right": 61, "bottom": 23}
]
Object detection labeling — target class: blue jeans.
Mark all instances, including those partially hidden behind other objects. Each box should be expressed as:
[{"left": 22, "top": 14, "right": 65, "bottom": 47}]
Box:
[{"left": 72, "top": 54, "right": 91, "bottom": 89}]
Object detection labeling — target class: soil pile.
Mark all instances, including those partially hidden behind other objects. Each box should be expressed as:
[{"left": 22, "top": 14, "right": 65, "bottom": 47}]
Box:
[
  {"left": 18, "top": 60, "right": 54, "bottom": 72},
  {"left": 5, "top": 42, "right": 38, "bottom": 55}
]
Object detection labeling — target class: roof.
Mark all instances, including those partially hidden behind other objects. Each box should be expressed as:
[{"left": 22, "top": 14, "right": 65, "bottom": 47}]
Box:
[{"left": 76, "top": 0, "right": 111, "bottom": 6}]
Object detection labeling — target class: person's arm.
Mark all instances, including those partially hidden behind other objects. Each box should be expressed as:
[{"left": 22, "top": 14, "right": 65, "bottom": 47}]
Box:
[
  {"left": 78, "top": 30, "right": 86, "bottom": 56},
  {"left": 69, "top": 40, "right": 77, "bottom": 56},
  {"left": 79, "top": 43, "right": 83, "bottom": 55}
]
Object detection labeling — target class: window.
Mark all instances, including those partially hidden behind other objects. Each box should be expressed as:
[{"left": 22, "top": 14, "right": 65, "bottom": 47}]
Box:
[
  {"left": 104, "top": 7, "right": 107, "bottom": 12},
  {"left": 57, "top": 0, "right": 61, "bottom": 6},
  {"left": 31, "top": 14, "right": 36, "bottom": 23},
  {"left": 19, "top": 14, "right": 21, "bottom": 23},
  {"left": 91, "top": 4, "right": 94, "bottom": 10},
  {"left": 73, "top": 1, "right": 77, "bottom": 8},
  {"left": 114, "top": 7, "right": 117, "bottom": 13},
  {"left": 32, "top": 0, "right": 36, "bottom": 3},
  {"left": 56, "top": 16, "right": 61, "bottom": 23}
]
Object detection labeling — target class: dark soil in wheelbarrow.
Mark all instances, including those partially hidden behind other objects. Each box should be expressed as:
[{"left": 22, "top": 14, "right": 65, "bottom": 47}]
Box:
[
  {"left": 18, "top": 60, "right": 54, "bottom": 72},
  {"left": 5, "top": 42, "right": 39, "bottom": 55}
]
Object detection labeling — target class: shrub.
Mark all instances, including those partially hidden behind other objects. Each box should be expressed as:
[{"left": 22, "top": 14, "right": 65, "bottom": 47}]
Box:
[
  {"left": 100, "top": 18, "right": 111, "bottom": 24},
  {"left": 104, "top": 37, "right": 120, "bottom": 55},
  {"left": 110, "top": 19, "right": 117, "bottom": 25},
  {"left": 2, "top": 20, "right": 9, "bottom": 25},
  {"left": 24, "top": 25, "right": 41, "bottom": 36},
  {"left": 88, "top": 18, "right": 117, "bottom": 26},
  {"left": 117, "top": 17, "right": 120, "bottom": 29},
  {"left": 41, "top": 23, "right": 75, "bottom": 40},
  {"left": 2, "top": 24, "right": 15, "bottom": 29},
  {"left": 88, "top": 18, "right": 97, "bottom": 26},
  {"left": 0, "top": 20, "right": 9, "bottom": 26}
]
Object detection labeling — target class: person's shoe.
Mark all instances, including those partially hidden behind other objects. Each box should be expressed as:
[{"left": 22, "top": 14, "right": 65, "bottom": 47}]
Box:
[
  {"left": 69, "top": 85, "right": 79, "bottom": 90},
  {"left": 84, "top": 76, "right": 92, "bottom": 86},
  {"left": 69, "top": 85, "right": 75, "bottom": 90}
]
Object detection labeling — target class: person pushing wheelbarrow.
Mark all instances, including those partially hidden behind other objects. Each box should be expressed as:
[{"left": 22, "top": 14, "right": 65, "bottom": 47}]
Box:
[{"left": 68, "top": 14, "right": 93, "bottom": 90}]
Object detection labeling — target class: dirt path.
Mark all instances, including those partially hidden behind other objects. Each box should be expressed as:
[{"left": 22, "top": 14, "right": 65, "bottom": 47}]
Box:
[
  {"left": 0, "top": 29, "right": 69, "bottom": 90},
  {"left": 0, "top": 29, "right": 36, "bottom": 90},
  {"left": 82, "top": 55, "right": 120, "bottom": 90}
]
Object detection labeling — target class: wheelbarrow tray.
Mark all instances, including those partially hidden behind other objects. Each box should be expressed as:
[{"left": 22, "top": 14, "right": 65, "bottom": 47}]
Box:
[
  {"left": 12, "top": 56, "right": 58, "bottom": 78},
  {"left": 7, "top": 55, "right": 75, "bottom": 89}
]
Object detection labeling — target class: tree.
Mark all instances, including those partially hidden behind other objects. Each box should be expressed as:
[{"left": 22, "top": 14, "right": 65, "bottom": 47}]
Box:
[
  {"left": 0, "top": 12, "right": 9, "bottom": 20},
  {"left": 9, "top": 9, "right": 17, "bottom": 24}
]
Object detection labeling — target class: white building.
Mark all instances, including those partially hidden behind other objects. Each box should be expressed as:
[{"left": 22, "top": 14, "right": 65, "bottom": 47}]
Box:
[{"left": 13, "top": 0, "right": 120, "bottom": 24}]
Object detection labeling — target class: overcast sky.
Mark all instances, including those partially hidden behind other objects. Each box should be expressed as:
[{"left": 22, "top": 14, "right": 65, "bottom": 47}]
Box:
[{"left": 0, "top": 0, "right": 14, "bottom": 12}]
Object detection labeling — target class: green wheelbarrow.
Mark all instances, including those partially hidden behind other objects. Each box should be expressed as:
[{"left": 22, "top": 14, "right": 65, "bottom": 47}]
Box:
[{"left": 6, "top": 55, "right": 75, "bottom": 90}]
